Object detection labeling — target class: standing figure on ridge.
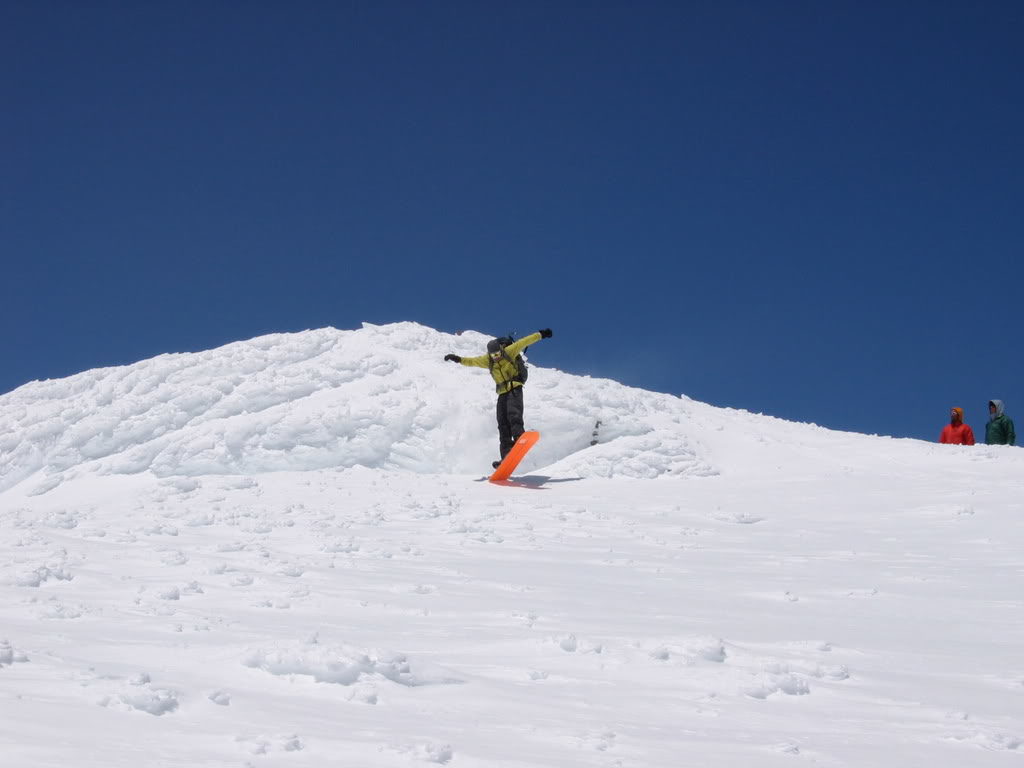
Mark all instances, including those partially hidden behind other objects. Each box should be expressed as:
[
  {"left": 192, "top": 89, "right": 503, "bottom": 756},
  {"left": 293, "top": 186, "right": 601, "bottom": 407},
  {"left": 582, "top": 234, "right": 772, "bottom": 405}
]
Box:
[
  {"left": 939, "top": 407, "right": 975, "bottom": 445},
  {"left": 985, "top": 399, "right": 1016, "bottom": 445},
  {"left": 444, "top": 329, "right": 553, "bottom": 468}
]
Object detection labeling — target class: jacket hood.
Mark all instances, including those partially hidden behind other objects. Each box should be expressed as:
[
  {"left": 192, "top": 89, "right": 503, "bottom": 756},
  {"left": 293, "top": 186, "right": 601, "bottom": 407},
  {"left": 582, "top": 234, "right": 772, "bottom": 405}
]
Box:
[
  {"left": 951, "top": 407, "right": 964, "bottom": 422},
  {"left": 989, "top": 399, "right": 1005, "bottom": 418}
]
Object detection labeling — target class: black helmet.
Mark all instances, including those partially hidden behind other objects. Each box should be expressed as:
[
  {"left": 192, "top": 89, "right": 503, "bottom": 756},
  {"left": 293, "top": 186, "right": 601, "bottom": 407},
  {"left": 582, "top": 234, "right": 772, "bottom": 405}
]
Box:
[{"left": 486, "top": 339, "right": 503, "bottom": 354}]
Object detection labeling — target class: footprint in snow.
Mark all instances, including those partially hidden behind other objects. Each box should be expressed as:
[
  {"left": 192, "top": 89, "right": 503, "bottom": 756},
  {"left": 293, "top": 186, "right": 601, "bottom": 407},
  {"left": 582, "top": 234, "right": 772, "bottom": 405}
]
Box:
[
  {"left": 45, "top": 510, "right": 79, "bottom": 529},
  {"left": 396, "top": 742, "right": 452, "bottom": 764},
  {"left": 186, "top": 512, "right": 216, "bottom": 527},
  {"left": 945, "top": 730, "right": 1022, "bottom": 751},
  {"left": 208, "top": 690, "right": 231, "bottom": 706},
  {"left": 745, "top": 668, "right": 811, "bottom": 699},
  {"left": 38, "top": 598, "right": 87, "bottom": 619},
  {"left": 234, "top": 734, "right": 304, "bottom": 755},
  {"left": 578, "top": 729, "right": 616, "bottom": 752},
  {"left": 160, "top": 550, "right": 188, "bottom": 566},
  {"left": 347, "top": 684, "right": 378, "bottom": 705},
  {"left": 554, "top": 634, "right": 603, "bottom": 654},
  {"left": 13, "top": 564, "right": 73, "bottom": 587},
  {"left": 809, "top": 664, "right": 849, "bottom": 680},
  {"left": 773, "top": 742, "right": 801, "bottom": 755},
  {"left": 0, "top": 640, "right": 29, "bottom": 666},
  {"left": 846, "top": 588, "right": 879, "bottom": 598}
]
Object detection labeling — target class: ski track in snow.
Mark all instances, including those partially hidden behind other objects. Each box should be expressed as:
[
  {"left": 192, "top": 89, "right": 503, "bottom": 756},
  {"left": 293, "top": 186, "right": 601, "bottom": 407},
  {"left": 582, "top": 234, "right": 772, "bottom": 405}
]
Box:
[{"left": 1, "top": 322, "right": 1023, "bottom": 767}]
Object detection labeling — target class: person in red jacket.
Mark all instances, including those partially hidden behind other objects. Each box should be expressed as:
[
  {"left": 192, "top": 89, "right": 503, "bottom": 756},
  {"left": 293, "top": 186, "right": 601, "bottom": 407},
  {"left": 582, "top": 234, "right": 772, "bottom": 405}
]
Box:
[{"left": 939, "top": 407, "right": 975, "bottom": 445}]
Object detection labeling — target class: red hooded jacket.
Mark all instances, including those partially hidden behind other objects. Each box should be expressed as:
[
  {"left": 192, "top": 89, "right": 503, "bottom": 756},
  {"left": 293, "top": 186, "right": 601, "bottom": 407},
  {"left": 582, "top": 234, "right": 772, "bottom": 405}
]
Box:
[{"left": 939, "top": 420, "right": 975, "bottom": 445}]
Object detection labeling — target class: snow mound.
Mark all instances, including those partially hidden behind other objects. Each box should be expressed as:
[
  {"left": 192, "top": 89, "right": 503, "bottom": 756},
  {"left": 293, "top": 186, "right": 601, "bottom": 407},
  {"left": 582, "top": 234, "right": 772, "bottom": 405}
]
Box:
[
  {"left": 544, "top": 429, "right": 717, "bottom": 479},
  {"left": 95, "top": 673, "right": 180, "bottom": 716},
  {"left": 0, "top": 322, "right": 722, "bottom": 490},
  {"left": 243, "top": 639, "right": 459, "bottom": 687}
]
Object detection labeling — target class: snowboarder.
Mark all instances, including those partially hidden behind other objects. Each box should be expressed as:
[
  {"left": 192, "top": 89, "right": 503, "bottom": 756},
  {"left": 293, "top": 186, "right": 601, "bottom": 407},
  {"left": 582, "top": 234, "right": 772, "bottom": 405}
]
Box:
[
  {"left": 444, "top": 329, "right": 553, "bottom": 467},
  {"left": 985, "top": 399, "right": 1016, "bottom": 445},
  {"left": 939, "top": 407, "right": 975, "bottom": 445}
]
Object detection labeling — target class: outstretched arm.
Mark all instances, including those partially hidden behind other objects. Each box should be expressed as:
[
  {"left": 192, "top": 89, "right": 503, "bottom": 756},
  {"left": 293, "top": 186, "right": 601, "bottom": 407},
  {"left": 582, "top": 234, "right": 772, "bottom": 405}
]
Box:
[
  {"left": 506, "top": 330, "right": 548, "bottom": 357},
  {"left": 444, "top": 352, "right": 489, "bottom": 368},
  {"left": 459, "top": 353, "right": 492, "bottom": 369}
]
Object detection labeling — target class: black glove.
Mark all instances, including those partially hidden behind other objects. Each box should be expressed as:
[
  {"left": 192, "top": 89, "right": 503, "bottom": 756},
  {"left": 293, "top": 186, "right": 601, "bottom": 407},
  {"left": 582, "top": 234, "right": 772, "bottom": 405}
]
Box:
[
  {"left": 444, "top": 354, "right": 462, "bottom": 363},
  {"left": 539, "top": 328, "right": 553, "bottom": 339}
]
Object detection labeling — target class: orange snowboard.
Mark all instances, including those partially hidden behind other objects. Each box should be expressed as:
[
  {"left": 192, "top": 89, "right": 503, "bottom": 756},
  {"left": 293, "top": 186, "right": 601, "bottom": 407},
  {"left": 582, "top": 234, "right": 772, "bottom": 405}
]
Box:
[{"left": 489, "top": 431, "right": 540, "bottom": 482}]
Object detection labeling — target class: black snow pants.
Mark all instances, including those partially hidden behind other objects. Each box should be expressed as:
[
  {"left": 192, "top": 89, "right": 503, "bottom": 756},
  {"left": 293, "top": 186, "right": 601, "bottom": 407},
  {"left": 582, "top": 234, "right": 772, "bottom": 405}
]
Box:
[{"left": 496, "top": 385, "right": 525, "bottom": 459}]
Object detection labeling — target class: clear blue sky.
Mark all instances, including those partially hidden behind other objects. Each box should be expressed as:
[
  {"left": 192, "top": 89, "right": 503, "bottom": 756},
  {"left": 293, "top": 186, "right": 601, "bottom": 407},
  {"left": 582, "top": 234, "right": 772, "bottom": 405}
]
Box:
[{"left": 3, "top": 1, "right": 1021, "bottom": 441}]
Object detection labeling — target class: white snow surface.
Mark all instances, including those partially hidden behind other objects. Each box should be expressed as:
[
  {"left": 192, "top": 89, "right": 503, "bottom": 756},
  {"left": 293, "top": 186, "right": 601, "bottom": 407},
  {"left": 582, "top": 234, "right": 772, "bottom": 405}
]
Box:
[{"left": 1, "top": 321, "right": 1022, "bottom": 767}]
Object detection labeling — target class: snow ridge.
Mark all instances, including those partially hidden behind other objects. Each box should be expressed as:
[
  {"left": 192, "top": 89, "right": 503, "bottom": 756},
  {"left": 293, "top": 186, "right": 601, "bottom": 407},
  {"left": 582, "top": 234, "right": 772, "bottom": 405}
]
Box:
[{"left": 0, "top": 322, "right": 719, "bottom": 494}]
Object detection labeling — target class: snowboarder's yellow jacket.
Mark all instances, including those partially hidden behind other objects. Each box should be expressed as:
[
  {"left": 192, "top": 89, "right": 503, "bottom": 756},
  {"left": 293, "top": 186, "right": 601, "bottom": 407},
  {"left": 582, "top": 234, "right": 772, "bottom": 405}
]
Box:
[{"left": 460, "top": 332, "right": 542, "bottom": 394}]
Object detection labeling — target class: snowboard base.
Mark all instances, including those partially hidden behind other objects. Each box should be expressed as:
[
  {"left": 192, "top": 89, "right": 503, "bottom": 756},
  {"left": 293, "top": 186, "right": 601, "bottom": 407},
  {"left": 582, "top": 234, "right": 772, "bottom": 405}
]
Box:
[{"left": 489, "top": 431, "right": 540, "bottom": 482}]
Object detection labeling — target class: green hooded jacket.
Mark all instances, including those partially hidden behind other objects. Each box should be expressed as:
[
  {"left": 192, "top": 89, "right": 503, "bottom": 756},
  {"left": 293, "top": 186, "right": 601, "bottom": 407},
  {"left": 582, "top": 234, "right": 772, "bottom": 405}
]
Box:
[
  {"left": 985, "top": 400, "right": 1016, "bottom": 445},
  {"left": 460, "top": 332, "right": 543, "bottom": 394}
]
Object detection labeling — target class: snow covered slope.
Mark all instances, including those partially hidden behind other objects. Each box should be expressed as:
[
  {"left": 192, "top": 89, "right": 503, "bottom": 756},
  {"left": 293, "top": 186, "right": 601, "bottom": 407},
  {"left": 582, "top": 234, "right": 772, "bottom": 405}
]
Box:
[{"left": 1, "top": 322, "right": 1022, "bottom": 767}]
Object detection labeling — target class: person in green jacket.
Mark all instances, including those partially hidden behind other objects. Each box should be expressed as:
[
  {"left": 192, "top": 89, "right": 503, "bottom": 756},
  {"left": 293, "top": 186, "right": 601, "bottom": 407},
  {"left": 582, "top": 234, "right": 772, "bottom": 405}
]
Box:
[
  {"left": 985, "top": 399, "right": 1016, "bottom": 445},
  {"left": 445, "top": 329, "right": 553, "bottom": 467}
]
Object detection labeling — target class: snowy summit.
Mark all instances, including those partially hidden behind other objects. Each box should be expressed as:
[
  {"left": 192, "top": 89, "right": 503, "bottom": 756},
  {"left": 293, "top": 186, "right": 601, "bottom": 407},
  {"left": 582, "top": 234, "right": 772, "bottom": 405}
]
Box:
[{"left": 0, "top": 322, "right": 1021, "bottom": 767}]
